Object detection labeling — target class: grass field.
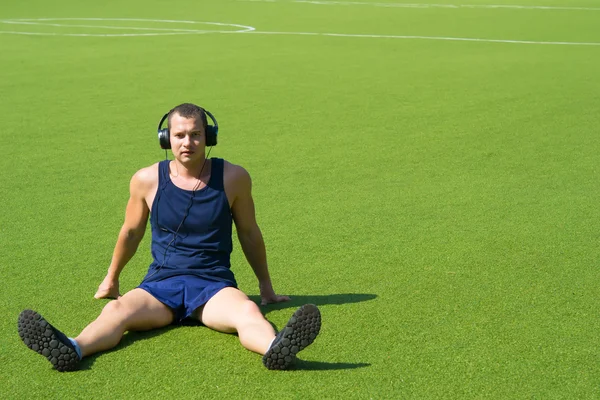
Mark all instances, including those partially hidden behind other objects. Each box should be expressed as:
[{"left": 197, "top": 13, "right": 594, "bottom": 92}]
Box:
[{"left": 1, "top": 0, "right": 599, "bottom": 398}]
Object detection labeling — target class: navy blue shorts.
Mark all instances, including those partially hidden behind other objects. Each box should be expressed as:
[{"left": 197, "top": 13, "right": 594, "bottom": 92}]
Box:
[{"left": 138, "top": 275, "right": 236, "bottom": 321}]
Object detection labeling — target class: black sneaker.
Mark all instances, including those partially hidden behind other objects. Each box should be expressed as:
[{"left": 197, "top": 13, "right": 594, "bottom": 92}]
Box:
[
  {"left": 262, "top": 304, "right": 321, "bottom": 370},
  {"left": 18, "top": 309, "right": 80, "bottom": 372}
]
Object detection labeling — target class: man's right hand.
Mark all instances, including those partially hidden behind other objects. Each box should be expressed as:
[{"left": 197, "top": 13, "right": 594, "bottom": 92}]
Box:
[{"left": 94, "top": 278, "right": 121, "bottom": 299}]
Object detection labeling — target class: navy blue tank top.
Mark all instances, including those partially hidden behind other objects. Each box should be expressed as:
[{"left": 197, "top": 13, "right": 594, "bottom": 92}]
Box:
[{"left": 141, "top": 158, "right": 236, "bottom": 283}]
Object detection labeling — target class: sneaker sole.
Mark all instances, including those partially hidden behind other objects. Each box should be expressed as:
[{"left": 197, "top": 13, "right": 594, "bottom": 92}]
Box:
[
  {"left": 263, "top": 304, "right": 321, "bottom": 370},
  {"left": 18, "top": 309, "right": 79, "bottom": 372}
]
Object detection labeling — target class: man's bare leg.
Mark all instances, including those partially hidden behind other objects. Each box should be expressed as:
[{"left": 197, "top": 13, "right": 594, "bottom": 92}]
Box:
[
  {"left": 18, "top": 288, "right": 173, "bottom": 371},
  {"left": 75, "top": 288, "right": 174, "bottom": 357},
  {"left": 194, "top": 287, "right": 321, "bottom": 369},
  {"left": 194, "top": 287, "right": 275, "bottom": 354}
]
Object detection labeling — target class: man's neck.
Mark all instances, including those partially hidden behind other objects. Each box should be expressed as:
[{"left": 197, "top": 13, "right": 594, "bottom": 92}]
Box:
[{"left": 171, "top": 157, "right": 210, "bottom": 180}]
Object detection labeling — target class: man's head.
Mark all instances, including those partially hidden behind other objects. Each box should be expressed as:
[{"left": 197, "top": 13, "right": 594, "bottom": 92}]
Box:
[
  {"left": 167, "top": 103, "right": 208, "bottom": 133},
  {"left": 167, "top": 104, "right": 210, "bottom": 163}
]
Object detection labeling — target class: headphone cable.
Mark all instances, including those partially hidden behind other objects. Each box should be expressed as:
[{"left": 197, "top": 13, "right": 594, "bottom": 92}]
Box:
[{"left": 147, "top": 147, "right": 213, "bottom": 280}]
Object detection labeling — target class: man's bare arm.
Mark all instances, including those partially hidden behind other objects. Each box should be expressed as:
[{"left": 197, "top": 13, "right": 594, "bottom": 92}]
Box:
[
  {"left": 94, "top": 169, "right": 151, "bottom": 299},
  {"left": 230, "top": 166, "right": 290, "bottom": 305}
]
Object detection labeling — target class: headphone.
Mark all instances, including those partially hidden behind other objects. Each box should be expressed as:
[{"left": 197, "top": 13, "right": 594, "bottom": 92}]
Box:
[{"left": 157, "top": 108, "right": 219, "bottom": 149}]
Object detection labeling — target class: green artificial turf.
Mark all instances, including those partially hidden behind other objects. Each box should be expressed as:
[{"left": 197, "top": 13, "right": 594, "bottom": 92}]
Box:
[{"left": 1, "top": 0, "right": 599, "bottom": 398}]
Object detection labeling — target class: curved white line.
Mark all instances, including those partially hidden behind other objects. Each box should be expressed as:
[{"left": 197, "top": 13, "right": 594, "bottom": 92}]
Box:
[
  {"left": 12, "top": 18, "right": 255, "bottom": 31},
  {"left": 2, "top": 21, "right": 217, "bottom": 33},
  {"left": 0, "top": 18, "right": 255, "bottom": 35},
  {"left": 0, "top": 30, "right": 196, "bottom": 37}
]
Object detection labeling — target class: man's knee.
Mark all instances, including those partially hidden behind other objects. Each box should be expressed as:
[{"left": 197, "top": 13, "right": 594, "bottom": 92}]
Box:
[
  {"left": 239, "top": 300, "right": 264, "bottom": 322},
  {"left": 100, "top": 299, "right": 134, "bottom": 323}
]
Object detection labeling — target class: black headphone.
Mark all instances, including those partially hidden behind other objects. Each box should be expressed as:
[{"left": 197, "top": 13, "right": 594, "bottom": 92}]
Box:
[{"left": 157, "top": 108, "right": 219, "bottom": 149}]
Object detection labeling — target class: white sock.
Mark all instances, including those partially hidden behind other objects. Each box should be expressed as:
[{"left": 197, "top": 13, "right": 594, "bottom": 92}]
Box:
[{"left": 68, "top": 337, "right": 83, "bottom": 360}]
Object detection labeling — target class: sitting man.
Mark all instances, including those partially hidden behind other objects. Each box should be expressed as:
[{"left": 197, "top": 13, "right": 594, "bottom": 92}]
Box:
[{"left": 18, "top": 103, "right": 321, "bottom": 371}]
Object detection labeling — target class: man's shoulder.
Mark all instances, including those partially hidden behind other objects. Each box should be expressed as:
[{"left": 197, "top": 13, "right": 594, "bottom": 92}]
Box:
[
  {"left": 221, "top": 159, "right": 251, "bottom": 183},
  {"left": 131, "top": 162, "right": 161, "bottom": 189}
]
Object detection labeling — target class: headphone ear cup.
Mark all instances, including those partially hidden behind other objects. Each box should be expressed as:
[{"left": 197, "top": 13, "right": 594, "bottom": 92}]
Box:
[
  {"left": 205, "top": 125, "right": 217, "bottom": 147},
  {"left": 158, "top": 128, "right": 171, "bottom": 149}
]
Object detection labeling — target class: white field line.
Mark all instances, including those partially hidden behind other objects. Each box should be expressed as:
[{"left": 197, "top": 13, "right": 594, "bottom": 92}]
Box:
[
  {"left": 16, "top": 18, "right": 213, "bottom": 24},
  {"left": 0, "top": 18, "right": 255, "bottom": 34},
  {"left": 240, "top": 0, "right": 600, "bottom": 11},
  {"left": 239, "top": 30, "right": 600, "bottom": 46},
  {"left": 0, "top": 18, "right": 598, "bottom": 46},
  {"left": 0, "top": 30, "right": 196, "bottom": 37},
  {"left": 1, "top": 21, "right": 218, "bottom": 33}
]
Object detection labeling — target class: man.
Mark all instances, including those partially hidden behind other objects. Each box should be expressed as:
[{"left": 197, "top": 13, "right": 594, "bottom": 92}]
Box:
[{"left": 18, "top": 103, "right": 321, "bottom": 371}]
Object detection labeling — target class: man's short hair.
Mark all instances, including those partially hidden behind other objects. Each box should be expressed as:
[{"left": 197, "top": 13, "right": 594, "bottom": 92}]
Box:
[{"left": 167, "top": 103, "right": 208, "bottom": 131}]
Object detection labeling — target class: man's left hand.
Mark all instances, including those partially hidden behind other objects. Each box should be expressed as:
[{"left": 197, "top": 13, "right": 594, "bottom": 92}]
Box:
[
  {"left": 259, "top": 281, "right": 291, "bottom": 305},
  {"left": 260, "top": 293, "right": 291, "bottom": 305}
]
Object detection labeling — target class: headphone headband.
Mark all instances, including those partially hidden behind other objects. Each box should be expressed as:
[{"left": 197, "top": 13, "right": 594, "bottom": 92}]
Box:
[
  {"left": 157, "top": 112, "right": 169, "bottom": 133},
  {"left": 205, "top": 110, "right": 218, "bottom": 133}
]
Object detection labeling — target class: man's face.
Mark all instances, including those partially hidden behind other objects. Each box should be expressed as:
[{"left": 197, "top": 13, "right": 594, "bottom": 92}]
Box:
[{"left": 169, "top": 113, "right": 205, "bottom": 162}]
